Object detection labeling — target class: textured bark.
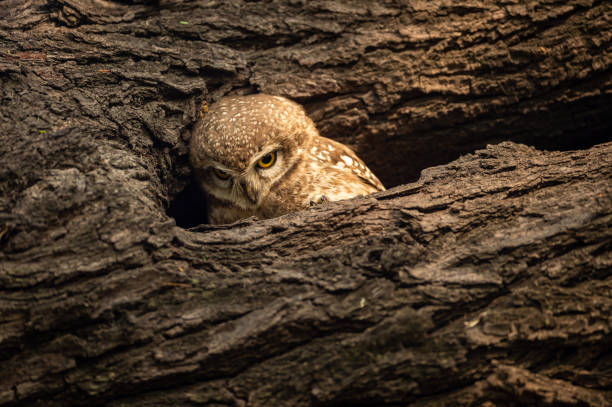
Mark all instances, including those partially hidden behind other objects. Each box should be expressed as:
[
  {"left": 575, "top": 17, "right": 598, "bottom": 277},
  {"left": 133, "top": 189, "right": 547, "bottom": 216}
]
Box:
[{"left": 0, "top": 1, "right": 611, "bottom": 406}]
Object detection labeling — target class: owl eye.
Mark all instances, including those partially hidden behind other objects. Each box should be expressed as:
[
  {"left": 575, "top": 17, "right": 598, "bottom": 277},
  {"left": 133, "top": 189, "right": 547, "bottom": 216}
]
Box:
[
  {"left": 213, "top": 168, "right": 231, "bottom": 180},
  {"left": 257, "top": 151, "right": 276, "bottom": 169}
]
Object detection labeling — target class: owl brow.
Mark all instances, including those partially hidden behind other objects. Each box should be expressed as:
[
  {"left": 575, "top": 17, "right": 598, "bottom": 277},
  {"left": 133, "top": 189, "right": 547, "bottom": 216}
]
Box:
[{"left": 209, "top": 164, "right": 233, "bottom": 174}]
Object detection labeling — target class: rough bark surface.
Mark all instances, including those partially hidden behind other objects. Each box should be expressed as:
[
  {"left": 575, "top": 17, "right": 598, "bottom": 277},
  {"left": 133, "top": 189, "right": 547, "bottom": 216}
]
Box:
[{"left": 0, "top": 1, "right": 611, "bottom": 406}]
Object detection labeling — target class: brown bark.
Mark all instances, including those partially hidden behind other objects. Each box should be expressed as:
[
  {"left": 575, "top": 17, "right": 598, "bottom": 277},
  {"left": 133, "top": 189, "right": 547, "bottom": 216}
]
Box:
[{"left": 0, "top": 1, "right": 611, "bottom": 406}]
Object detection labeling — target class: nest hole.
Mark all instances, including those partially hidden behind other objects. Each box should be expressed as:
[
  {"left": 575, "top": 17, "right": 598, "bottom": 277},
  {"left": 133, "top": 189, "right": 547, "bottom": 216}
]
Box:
[
  {"left": 165, "top": 96, "right": 611, "bottom": 229},
  {"left": 166, "top": 179, "right": 209, "bottom": 228}
]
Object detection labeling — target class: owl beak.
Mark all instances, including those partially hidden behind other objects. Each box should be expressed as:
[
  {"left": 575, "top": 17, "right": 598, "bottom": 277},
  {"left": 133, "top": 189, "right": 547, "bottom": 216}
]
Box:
[{"left": 240, "top": 180, "right": 258, "bottom": 204}]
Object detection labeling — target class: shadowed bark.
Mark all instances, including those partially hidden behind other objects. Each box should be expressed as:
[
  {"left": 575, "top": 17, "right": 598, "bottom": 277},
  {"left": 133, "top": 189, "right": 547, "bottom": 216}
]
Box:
[{"left": 0, "top": 1, "right": 611, "bottom": 406}]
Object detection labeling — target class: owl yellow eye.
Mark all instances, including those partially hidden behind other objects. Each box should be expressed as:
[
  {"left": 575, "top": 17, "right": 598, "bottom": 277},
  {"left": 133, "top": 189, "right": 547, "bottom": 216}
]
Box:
[
  {"left": 213, "top": 168, "right": 231, "bottom": 180},
  {"left": 257, "top": 152, "right": 276, "bottom": 169}
]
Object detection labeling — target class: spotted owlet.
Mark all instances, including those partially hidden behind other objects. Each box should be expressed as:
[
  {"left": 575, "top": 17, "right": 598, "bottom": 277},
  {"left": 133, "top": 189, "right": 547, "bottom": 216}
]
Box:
[{"left": 189, "top": 94, "right": 385, "bottom": 224}]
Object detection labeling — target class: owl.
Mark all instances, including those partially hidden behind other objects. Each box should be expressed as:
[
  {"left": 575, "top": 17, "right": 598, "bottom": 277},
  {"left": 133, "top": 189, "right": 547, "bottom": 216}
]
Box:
[{"left": 189, "top": 94, "right": 385, "bottom": 224}]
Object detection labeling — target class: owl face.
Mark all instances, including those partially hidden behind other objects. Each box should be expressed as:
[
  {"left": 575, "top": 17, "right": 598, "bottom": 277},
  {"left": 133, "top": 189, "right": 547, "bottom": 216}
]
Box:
[
  {"left": 190, "top": 94, "right": 316, "bottom": 212},
  {"left": 193, "top": 144, "right": 293, "bottom": 210}
]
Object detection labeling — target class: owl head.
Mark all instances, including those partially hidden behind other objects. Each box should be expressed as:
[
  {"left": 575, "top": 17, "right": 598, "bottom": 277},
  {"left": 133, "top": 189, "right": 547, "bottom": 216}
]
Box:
[{"left": 189, "top": 94, "right": 317, "bottom": 211}]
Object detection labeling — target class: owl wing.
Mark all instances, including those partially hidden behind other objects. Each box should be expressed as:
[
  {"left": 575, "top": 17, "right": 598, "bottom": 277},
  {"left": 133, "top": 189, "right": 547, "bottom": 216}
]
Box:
[{"left": 316, "top": 137, "right": 385, "bottom": 192}]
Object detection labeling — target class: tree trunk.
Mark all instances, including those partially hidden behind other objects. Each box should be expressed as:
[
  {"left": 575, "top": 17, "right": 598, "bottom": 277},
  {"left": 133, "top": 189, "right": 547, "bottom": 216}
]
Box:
[{"left": 1, "top": 1, "right": 611, "bottom": 406}]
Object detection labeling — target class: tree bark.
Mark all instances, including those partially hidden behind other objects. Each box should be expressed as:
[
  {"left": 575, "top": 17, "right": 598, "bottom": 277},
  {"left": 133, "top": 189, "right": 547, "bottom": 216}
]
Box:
[{"left": 0, "top": 1, "right": 611, "bottom": 406}]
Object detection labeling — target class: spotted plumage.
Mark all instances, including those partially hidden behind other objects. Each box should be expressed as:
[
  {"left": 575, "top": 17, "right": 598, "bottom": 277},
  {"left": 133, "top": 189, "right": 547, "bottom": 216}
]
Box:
[{"left": 189, "top": 94, "right": 385, "bottom": 224}]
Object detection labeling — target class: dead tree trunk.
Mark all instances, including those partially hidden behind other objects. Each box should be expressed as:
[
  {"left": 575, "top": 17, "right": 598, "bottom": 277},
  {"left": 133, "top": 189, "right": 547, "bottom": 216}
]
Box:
[{"left": 1, "top": 1, "right": 611, "bottom": 406}]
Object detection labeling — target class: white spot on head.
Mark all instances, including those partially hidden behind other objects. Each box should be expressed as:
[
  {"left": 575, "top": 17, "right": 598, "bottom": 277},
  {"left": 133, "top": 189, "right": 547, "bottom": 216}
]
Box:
[
  {"left": 341, "top": 155, "right": 353, "bottom": 166},
  {"left": 310, "top": 146, "right": 318, "bottom": 154},
  {"left": 328, "top": 144, "right": 334, "bottom": 151}
]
